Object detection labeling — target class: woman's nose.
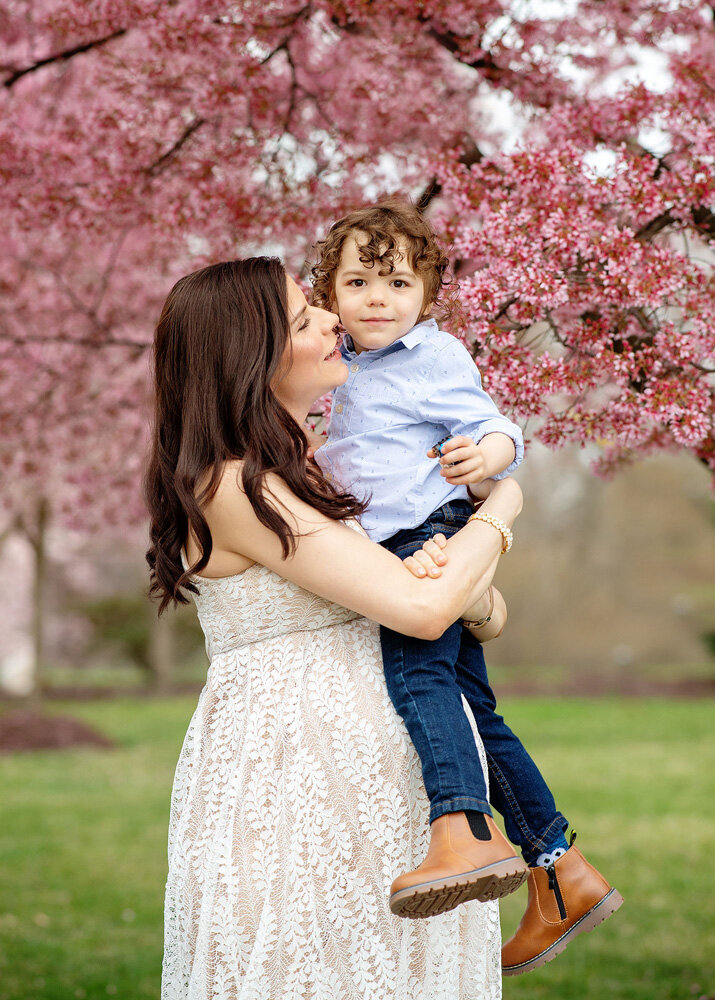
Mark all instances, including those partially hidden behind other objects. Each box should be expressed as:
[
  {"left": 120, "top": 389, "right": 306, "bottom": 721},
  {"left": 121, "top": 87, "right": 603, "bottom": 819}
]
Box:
[{"left": 321, "top": 308, "right": 340, "bottom": 332}]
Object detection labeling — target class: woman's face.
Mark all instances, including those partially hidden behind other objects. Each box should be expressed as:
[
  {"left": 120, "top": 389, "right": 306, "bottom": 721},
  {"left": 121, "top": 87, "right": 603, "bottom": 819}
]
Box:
[{"left": 273, "top": 277, "right": 347, "bottom": 417}]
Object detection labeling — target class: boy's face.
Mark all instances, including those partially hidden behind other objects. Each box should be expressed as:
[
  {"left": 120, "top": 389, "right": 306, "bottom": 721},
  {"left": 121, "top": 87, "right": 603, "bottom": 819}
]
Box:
[{"left": 333, "top": 232, "right": 429, "bottom": 354}]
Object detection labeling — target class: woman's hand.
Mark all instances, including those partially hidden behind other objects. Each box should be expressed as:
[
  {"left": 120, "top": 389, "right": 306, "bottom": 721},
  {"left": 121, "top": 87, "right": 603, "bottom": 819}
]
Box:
[
  {"left": 403, "top": 533, "right": 448, "bottom": 579},
  {"left": 462, "top": 585, "right": 507, "bottom": 642}
]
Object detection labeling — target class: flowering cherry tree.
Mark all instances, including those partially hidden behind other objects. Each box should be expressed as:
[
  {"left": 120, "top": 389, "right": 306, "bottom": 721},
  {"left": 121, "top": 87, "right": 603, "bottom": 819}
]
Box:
[{"left": 1, "top": 0, "right": 713, "bottom": 544}]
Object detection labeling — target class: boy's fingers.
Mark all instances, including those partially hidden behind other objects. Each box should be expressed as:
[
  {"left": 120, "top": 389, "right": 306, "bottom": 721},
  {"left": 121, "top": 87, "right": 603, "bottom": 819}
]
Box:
[
  {"left": 444, "top": 472, "right": 483, "bottom": 485},
  {"left": 439, "top": 446, "right": 475, "bottom": 465},
  {"left": 410, "top": 548, "right": 442, "bottom": 577},
  {"left": 441, "top": 458, "right": 482, "bottom": 478},
  {"left": 439, "top": 435, "right": 471, "bottom": 455},
  {"left": 420, "top": 538, "right": 447, "bottom": 565},
  {"left": 444, "top": 462, "right": 484, "bottom": 481},
  {"left": 432, "top": 533, "right": 447, "bottom": 549},
  {"left": 403, "top": 555, "right": 427, "bottom": 578}
]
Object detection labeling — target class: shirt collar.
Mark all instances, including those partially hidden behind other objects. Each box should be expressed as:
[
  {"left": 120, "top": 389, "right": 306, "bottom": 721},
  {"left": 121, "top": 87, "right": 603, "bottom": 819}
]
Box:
[
  {"left": 340, "top": 318, "right": 437, "bottom": 360},
  {"left": 399, "top": 317, "right": 437, "bottom": 349}
]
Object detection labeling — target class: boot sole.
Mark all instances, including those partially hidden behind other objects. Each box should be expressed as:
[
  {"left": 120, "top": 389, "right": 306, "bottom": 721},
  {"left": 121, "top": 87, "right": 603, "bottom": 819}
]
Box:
[
  {"left": 502, "top": 887, "right": 624, "bottom": 976},
  {"left": 390, "top": 857, "right": 529, "bottom": 919}
]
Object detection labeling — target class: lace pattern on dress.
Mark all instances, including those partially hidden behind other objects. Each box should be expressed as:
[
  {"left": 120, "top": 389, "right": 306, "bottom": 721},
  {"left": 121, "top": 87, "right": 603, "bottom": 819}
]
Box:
[{"left": 162, "top": 559, "right": 501, "bottom": 1000}]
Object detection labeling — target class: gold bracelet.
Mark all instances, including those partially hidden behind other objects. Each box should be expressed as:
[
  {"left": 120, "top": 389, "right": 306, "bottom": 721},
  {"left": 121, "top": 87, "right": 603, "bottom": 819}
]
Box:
[
  {"left": 463, "top": 586, "right": 495, "bottom": 628},
  {"left": 467, "top": 511, "right": 513, "bottom": 554}
]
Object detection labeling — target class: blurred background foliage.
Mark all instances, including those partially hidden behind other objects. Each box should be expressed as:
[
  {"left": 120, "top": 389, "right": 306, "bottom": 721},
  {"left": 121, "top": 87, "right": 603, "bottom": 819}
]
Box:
[{"left": 2, "top": 447, "right": 711, "bottom": 700}]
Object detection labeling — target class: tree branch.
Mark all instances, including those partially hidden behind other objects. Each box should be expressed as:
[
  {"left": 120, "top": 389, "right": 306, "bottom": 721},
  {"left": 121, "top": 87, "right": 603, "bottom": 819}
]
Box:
[
  {"left": 417, "top": 139, "right": 485, "bottom": 212},
  {"left": 147, "top": 118, "right": 206, "bottom": 176},
  {"left": 634, "top": 205, "right": 715, "bottom": 243},
  {"left": 635, "top": 211, "right": 674, "bottom": 242},
  {"left": 3, "top": 29, "right": 127, "bottom": 89},
  {"left": 425, "top": 27, "right": 497, "bottom": 77},
  {"left": 0, "top": 332, "right": 148, "bottom": 352},
  {"left": 692, "top": 205, "right": 715, "bottom": 240}
]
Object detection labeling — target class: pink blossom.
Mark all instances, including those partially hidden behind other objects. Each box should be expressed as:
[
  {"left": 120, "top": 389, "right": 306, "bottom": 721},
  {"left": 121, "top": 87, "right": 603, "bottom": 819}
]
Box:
[{"left": 1, "top": 0, "right": 713, "bottom": 537}]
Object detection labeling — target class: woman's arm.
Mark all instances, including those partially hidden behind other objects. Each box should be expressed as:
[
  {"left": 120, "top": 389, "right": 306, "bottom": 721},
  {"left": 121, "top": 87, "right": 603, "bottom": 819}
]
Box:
[{"left": 203, "top": 463, "right": 522, "bottom": 641}]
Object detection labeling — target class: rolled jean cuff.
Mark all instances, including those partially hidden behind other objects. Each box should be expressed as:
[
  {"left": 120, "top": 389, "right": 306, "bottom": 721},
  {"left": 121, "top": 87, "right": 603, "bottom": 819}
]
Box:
[
  {"left": 520, "top": 813, "right": 569, "bottom": 866},
  {"left": 429, "top": 796, "right": 493, "bottom": 825}
]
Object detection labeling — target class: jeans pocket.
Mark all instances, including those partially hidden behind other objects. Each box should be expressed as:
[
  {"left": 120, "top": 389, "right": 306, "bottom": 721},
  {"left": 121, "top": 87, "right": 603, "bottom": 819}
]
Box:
[
  {"left": 425, "top": 520, "right": 461, "bottom": 540},
  {"left": 390, "top": 538, "right": 430, "bottom": 559}
]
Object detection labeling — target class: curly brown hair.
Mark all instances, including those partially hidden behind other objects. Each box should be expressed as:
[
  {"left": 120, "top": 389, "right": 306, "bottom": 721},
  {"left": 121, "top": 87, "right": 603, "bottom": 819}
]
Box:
[{"left": 311, "top": 199, "right": 458, "bottom": 323}]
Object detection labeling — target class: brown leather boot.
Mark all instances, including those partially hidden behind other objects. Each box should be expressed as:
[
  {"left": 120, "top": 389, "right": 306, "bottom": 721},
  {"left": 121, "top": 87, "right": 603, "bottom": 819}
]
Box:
[
  {"left": 501, "top": 845, "right": 623, "bottom": 975},
  {"left": 390, "top": 812, "right": 529, "bottom": 919}
]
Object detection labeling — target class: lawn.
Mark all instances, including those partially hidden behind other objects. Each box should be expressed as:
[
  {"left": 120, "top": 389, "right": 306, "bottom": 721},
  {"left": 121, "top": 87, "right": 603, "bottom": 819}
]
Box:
[{"left": 0, "top": 696, "right": 713, "bottom": 1000}]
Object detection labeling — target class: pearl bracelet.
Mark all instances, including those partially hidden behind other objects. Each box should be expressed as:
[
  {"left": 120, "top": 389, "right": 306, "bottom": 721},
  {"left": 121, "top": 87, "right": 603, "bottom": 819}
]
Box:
[{"left": 467, "top": 511, "right": 513, "bottom": 554}]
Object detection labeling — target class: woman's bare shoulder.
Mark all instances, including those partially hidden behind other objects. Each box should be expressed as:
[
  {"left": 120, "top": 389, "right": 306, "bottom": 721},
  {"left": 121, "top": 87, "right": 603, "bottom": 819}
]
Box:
[
  {"left": 203, "top": 459, "right": 276, "bottom": 516},
  {"left": 210, "top": 462, "right": 325, "bottom": 526},
  {"left": 203, "top": 459, "right": 243, "bottom": 502},
  {"left": 190, "top": 460, "right": 257, "bottom": 576}
]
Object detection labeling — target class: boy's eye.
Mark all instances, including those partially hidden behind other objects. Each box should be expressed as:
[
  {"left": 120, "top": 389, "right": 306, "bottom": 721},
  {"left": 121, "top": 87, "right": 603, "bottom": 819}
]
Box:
[
  {"left": 348, "top": 279, "right": 366, "bottom": 287},
  {"left": 392, "top": 280, "right": 409, "bottom": 288}
]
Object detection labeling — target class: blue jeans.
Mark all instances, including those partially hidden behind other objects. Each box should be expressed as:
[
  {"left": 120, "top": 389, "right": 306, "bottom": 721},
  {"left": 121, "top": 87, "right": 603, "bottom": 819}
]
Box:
[{"left": 380, "top": 499, "right": 568, "bottom": 864}]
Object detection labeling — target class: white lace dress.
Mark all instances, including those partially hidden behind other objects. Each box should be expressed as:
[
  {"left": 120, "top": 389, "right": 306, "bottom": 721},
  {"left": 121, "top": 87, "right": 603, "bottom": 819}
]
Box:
[{"left": 162, "top": 559, "right": 502, "bottom": 1000}]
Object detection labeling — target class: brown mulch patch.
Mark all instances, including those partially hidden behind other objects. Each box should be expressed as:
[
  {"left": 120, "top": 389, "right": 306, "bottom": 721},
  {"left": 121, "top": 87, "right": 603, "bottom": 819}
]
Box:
[{"left": 0, "top": 710, "right": 116, "bottom": 753}]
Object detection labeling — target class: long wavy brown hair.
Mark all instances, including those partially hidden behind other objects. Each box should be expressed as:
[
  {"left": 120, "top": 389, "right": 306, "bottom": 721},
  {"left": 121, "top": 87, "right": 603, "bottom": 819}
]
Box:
[{"left": 144, "top": 257, "right": 367, "bottom": 613}]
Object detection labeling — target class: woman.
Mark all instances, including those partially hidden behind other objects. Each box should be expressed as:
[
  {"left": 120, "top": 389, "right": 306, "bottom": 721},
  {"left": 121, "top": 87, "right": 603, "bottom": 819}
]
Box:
[{"left": 145, "top": 258, "right": 522, "bottom": 1000}]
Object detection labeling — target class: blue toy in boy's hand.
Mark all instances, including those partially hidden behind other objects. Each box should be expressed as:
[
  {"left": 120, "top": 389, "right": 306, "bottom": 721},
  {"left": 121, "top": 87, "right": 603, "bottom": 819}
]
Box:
[{"left": 432, "top": 435, "right": 452, "bottom": 457}]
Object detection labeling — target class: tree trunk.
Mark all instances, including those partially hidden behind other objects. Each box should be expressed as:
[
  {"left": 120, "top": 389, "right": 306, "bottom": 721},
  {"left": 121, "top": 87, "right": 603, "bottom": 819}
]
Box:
[{"left": 27, "top": 496, "right": 49, "bottom": 705}]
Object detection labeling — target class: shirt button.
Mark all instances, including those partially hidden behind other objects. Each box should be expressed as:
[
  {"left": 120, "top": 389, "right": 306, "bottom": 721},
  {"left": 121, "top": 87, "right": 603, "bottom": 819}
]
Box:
[
  {"left": 335, "top": 403, "right": 343, "bottom": 414},
  {"left": 351, "top": 364, "right": 359, "bottom": 372}
]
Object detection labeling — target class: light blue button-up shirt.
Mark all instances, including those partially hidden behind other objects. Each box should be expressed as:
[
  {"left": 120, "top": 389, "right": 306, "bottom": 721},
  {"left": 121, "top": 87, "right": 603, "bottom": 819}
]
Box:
[{"left": 315, "top": 318, "right": 524, "bottom": 542}]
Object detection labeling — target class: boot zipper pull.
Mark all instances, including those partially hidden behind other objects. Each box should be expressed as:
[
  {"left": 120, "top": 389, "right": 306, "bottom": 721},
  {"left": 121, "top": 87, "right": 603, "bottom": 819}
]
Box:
[{"left": 546, "top": 863, "right": 567, "bottom": 921}]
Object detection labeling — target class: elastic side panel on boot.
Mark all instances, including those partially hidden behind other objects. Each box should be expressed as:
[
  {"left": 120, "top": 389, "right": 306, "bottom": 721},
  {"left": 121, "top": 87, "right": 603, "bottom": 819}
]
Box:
[{"left": 465, "top": 810, "right": 491, "bottom": 841}]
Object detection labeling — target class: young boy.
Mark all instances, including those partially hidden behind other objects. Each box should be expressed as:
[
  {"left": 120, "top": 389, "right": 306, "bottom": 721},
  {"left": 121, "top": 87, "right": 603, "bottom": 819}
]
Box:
[{"left": 311, "top": 200, "right": 622, "bottom": 974}]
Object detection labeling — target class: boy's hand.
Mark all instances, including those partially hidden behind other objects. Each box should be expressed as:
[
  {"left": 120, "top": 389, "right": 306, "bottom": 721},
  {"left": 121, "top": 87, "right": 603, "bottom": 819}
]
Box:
[
  {"left": 427, "top": 435, "right": 490, "bottom": 485},
  {"left": 403, "top": 533, "right": 448, "bottom": 579}
]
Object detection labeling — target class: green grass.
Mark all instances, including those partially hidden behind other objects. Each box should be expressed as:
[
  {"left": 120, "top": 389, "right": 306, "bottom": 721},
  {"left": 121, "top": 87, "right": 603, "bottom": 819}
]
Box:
[
  {"left": 497, "top": 700, "right": 715, "bottom": 1000},
  {"left": 1, "top": 697, "right": 713, "bottom": 1000},
  {"left": 0, "top": 699, "right": 193, "bottom": 1000}
]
